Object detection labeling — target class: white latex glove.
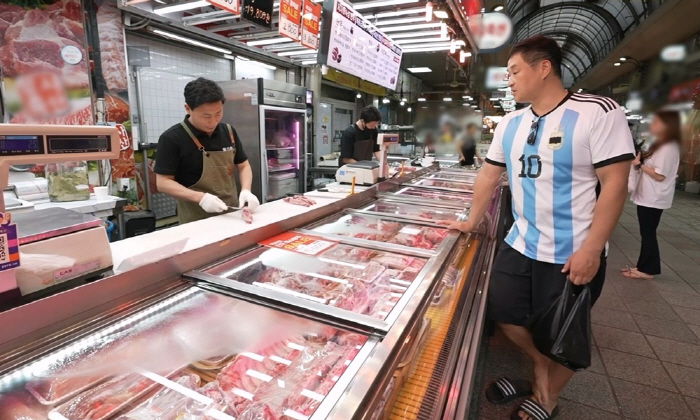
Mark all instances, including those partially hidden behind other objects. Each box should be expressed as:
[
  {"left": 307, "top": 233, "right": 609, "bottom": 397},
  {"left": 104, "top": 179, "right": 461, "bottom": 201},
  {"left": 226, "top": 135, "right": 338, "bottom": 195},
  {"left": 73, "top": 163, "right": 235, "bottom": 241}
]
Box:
[
  {"left": 239, "top": 189, "right": 260, "bottom": 211},
  {"left": 199, "top": 193, "right": 227, "bottom": 213}
]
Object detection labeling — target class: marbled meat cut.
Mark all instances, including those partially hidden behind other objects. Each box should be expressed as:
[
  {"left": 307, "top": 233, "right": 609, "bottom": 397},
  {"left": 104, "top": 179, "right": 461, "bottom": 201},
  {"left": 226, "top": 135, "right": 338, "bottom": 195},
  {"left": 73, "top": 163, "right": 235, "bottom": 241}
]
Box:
[
  {"left": 0, "top": 396, "right": 44, "bottom": 420},
  {"left": 54, "top": 373, "right": 154, "bottom": 420},
  {"left": 283, "top": 195, "right": 316, "bottom": 207},
  {"left": 243, "top": 207, "right": 253, "bottom": 224},
  {"left": 96, "top": 1, "right": 128, "bottom": 92},
  {"left": 321, "top": 245, "right": 376, "bottom": 263},
  {"left": 116, "top": 374, "right": 200, "bottom": 420}
]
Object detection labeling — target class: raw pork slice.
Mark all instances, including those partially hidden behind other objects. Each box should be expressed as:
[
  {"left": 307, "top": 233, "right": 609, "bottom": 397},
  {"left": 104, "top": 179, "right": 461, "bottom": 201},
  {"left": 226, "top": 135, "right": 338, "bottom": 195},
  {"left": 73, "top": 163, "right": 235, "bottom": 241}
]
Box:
[
  {"left": 371, "top": 254, "right": 414, "bottom": 269},
  {"left": 0, "top": 396, "right": 44, "bottom": 420},
  {"left": 97, "top": 1, "right": 128, "bottom": 92},
  {"left": 242, "top": 208, "right": 253, "bottom": 224}
]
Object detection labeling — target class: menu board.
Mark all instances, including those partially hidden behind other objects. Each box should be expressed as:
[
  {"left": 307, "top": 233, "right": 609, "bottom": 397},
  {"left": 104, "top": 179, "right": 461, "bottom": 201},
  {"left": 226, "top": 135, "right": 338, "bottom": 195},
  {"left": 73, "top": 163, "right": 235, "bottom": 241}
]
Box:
[
  {"left": 300, "top": 0, "right": 321, "bottom": 50},
  {"left": 279, "top": 0, "right": 301, "bottom": 41},
  {"left": 321, "top": 0, "right": 402, "bottom": 90}
]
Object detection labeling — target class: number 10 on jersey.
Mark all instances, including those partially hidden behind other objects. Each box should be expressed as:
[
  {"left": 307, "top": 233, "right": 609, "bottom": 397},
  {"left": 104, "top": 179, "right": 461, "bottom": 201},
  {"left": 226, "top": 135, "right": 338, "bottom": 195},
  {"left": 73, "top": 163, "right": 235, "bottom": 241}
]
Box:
[{"left": 519, "top": 154, "right": 542, "bottom": 178}]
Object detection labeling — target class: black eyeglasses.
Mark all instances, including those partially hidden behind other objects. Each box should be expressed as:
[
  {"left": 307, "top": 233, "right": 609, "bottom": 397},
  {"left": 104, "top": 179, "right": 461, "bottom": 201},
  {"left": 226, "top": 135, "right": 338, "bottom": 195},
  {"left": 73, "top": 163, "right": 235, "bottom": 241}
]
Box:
[{"left": 527, "top": 116, "right": 541, "bottom": 145}]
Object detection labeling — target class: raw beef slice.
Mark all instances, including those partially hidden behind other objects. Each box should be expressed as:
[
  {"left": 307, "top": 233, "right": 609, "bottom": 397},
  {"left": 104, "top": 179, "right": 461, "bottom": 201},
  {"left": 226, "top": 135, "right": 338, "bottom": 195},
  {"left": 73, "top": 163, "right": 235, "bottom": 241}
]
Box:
[{"left": 97, "top": 0, "right": 128, "bottom": 92}]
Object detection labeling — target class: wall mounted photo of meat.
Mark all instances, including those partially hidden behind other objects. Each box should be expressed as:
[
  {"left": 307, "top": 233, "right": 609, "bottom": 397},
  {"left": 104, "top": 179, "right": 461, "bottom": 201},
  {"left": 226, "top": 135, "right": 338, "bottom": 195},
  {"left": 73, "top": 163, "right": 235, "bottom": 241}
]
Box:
[{"left": 0, "top": 0, "right": 93, "bottom": 124}]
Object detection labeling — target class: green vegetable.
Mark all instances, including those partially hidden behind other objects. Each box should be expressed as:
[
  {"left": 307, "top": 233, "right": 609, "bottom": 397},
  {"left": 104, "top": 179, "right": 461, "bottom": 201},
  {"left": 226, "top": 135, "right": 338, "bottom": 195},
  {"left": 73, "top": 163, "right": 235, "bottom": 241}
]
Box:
[{"left": 122, "top": 120, "right": 132, "bottom": 132}]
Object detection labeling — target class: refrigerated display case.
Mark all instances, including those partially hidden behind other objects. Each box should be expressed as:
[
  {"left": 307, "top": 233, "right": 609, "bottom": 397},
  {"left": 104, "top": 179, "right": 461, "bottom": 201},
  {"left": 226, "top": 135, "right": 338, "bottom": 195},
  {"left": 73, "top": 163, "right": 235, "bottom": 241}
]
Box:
[
  {"left": 356, "top": 199, "right": 466, "bottom": 224},
  {"left": 381, "top": 186, "right": 472, "bottom": 209},
  {"left": 218, "top": 79, "right": 307, "bottom": 202},
  {"left": 0, "top": 168, "right": 504, "bottom": 420},
  {"left": 409, "top": 178, "right": 474, "bottom": 192}
]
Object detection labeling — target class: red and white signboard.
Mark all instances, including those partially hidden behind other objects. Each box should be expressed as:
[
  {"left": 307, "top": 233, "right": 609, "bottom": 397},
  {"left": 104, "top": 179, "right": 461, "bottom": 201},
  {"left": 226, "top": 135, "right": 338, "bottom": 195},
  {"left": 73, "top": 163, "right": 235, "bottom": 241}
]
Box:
[
  {"left": 300, "top": 0, "right": 321, "bottom": 50},
  {"left": 207, "top": 0, "right": 239, "bottom": 15},
  {"left": 279, "top": 0, "right": 302, "bottom": 41},
  {"left": 116, "top": 124, "right": 130, "bottom": 151},
  {"left": 471, "top": 12, "right": 513, "bottom": 52},
  {"left": 259, "top": 232, "right": 337, "bottom": 256}
]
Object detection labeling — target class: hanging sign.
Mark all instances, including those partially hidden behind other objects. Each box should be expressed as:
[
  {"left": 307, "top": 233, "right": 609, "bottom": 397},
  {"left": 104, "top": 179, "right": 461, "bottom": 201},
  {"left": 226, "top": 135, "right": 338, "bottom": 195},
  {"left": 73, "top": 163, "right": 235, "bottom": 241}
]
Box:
[
  {"left": 279, "top": 0, "right": 302, "bottom": 41},
  {"left": 242, "top": 0, "right": 273, "bottom": 29},
  {"left": 206, "top": 0, "right": 239, "bottom": 15},
  {"left": 0, "top": 213, "right": 20, "bottom": 272},
  {"left": 300, "top": 0, "right": 321, "bottom": 50},
  {"left": 472, "top": 12, "right": 513, "bottom": 53}
]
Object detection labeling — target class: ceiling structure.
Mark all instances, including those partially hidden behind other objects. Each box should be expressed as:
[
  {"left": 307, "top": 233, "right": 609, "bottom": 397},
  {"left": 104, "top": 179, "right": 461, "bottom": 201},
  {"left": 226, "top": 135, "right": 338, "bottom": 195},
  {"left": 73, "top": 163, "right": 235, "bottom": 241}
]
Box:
[
  {"left": 120, "top": 0, "right": 477, "bottom": 76},
  {"left": 504, "top": 0, "right": 666, "bottom": 87}
]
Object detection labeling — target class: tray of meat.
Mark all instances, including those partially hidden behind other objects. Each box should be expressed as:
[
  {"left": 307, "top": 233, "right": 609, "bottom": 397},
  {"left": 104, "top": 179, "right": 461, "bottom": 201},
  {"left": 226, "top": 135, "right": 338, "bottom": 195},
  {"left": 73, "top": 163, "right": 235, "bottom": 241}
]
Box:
[
  {"left": 310, "top": 214, "right": 403, "bottom": 240},
  {"left": 344, "top": 262, "right": 386, "bottom": 283},
  {"left": 321, "top": 244, "right": 378, "bottom": 264},
  {"left": 26, "top": 374, "right": 110, "bottom": 406},
  {"left": 362, "top": 201, "right": 463, "bottom": 222},
  {"left": 412, "top": 179, "right": 473, "bottom": 191},
  {"left": 370, "top": 254, "right": 414, "bottom": 269},
  {"left": 115, "top": 373, "right": 203, "bottom": 420},
  {"left": 191, "top": 355, "right": 233, "bottom": 370},
  {"left": 51, "top": 371, "right": 177, "bottom": 420},
  {"left": 283, "top": 195, "right": 316, "bottom": 207}
]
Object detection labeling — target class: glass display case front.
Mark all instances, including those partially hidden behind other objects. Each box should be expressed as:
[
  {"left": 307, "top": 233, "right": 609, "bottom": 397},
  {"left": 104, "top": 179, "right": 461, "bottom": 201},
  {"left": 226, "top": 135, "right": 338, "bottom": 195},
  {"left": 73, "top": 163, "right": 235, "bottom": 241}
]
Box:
[
  {"left": 423, "top": 172, "right": 477, "bottom": 182},
  {"left": 411, "top": 178, "right": 474, "bottom": 191},
  {"left": 0, "top": 288, "right": 374, "bottom": 420},
  {"left": 203, "top": 243, "right": 429, "bottom": 322},
  {"left": 357, "top": 200, "right": 465, "bottom": 223},
  {"left": 308, "top": 213, "right": 451, "bottom": 251},
  {"left": 263, "top": 108, "right": 306, "bottom": 201},
  {"left": 387, "top": 186, "right": 472, "bottom": 207}
]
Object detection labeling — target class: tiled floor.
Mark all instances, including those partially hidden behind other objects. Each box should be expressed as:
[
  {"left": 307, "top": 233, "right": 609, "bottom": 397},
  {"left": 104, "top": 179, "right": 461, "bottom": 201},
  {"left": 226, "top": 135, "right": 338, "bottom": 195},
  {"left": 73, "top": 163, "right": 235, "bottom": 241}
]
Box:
[{"left": 476, "top": 192, "right": 700, "bottom": 420}]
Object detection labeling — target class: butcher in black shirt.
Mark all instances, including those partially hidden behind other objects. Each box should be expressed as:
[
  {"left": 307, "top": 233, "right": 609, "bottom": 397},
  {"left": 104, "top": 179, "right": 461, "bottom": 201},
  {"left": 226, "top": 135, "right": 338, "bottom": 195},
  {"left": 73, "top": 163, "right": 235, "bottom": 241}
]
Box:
[
  {"left": 154, "top": 78, "right": 260, "bottom": 224},
  {"left": 340, "top": 105, "right": 382, "bottom": 164}
]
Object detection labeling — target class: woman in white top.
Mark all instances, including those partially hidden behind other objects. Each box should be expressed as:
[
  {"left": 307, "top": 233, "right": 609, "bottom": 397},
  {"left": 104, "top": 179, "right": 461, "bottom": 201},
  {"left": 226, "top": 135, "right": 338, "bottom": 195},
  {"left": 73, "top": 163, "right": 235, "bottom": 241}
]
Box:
[{"left": 623, "top": 111, "right": 681, "bottom": 279}]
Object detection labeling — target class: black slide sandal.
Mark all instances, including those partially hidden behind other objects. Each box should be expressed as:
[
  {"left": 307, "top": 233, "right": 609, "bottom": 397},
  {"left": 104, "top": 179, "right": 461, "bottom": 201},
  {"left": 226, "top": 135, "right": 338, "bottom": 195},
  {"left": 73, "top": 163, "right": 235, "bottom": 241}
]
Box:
[
  {"left": 485, "top": 377, "right": 532, "bottom": 404},
  {"left": 510, "top": 398, "right": 560, "bottom": 420}
]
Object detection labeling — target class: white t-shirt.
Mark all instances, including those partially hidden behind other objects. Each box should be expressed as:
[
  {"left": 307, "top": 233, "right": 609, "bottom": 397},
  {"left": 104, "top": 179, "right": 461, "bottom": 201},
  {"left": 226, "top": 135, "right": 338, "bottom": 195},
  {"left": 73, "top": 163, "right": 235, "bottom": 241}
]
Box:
[
  {"left": 631, "top": 142, "right": 680, "bottom": 209},
  {"left": 486, "top": 93, "right": 635, "bottom": 264}
]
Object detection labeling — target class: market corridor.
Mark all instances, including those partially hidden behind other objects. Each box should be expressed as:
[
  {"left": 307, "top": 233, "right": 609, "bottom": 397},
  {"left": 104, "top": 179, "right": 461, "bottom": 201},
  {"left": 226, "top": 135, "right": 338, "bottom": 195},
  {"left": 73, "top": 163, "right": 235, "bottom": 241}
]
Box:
[{"left": 476, "top": 192, "right": 700, "bottom": 420}]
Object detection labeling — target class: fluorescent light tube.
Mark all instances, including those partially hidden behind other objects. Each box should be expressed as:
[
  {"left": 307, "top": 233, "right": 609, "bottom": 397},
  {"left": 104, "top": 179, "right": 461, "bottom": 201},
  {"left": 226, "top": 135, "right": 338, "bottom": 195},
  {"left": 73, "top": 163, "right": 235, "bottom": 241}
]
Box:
[
  {"left": 406, "top": 67, "right": 432, "bottom": 73},
  {"left": 443, "top": 97, "right": 452, "bottom": 101},
  {"left": 154, "top": 0, "right": 209, "bottom": 15},
  {"left": 278, "top": 49, "right": 317, "bottom": 56},
  {"left": 376, "top": 16, "right": 426, "bottom": 26},
  {"left": 353, "top": 0, "right": 419, "bottom": 11},
  {"left": 382, "top": 22, "right": 442, "bottom": 32},
  {"left": 433, "top": 10, "right": 448, "bottom": 19},
  {"left": 248, "top": 38, "right": 294, "bottom": 46},
  {"left": 152, "top": 29, "right": 232, "bottom": 54},
  {"left": 252, "top": 61, "right": 277, "bottom": 70},
  {"left": 370, "top": 7, "right": 425, "bottom": 19},
  {"left": 301, "top": 60, "right": 317, "bottom": 65},
  {"left": 398, "top": 37, "right": 448, "bottom": 45},
  {"left": 391, "top": 30, "right": 441, "bottom": 39},
  {"left": 403, "top": 45, "right": 452, "bottom": 53},
  {"left": 418, "top": 97, "right": 426, "bottom": 101}
]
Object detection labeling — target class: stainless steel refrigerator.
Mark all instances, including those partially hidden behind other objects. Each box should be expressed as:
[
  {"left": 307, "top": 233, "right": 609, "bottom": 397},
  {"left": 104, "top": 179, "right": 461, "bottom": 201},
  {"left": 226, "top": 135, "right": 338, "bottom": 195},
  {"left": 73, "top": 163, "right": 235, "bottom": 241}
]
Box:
[{"left": 218, "top": 78, "right": 307, "bottom": 202}]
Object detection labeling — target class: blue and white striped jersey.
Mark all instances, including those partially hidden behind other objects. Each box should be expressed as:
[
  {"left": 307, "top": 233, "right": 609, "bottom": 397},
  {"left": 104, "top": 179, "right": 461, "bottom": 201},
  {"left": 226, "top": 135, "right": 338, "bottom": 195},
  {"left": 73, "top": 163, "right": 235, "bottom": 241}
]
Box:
[{"left": 486, "top": 92, "right": 635, "bottom": 264}]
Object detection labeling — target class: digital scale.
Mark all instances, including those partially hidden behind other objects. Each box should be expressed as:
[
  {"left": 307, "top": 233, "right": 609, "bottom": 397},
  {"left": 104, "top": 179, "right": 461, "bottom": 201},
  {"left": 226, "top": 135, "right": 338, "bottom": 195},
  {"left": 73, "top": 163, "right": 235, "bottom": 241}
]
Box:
[
  {"left": 334, "top": 133, "right": 399, "bottom": 185},
  {"left": 0, "top": 124, "right": 120, "bottom": 304}
]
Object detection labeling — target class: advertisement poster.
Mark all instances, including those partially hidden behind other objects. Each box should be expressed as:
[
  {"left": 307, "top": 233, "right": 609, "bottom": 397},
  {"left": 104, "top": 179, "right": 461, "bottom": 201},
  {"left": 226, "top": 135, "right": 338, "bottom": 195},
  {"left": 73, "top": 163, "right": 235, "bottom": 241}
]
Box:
[
  {"left": 279, "top": 0, "right": 301, "bottom": 41},
  {"left": 260, "top": 232, "right": 337, "bottom": 256},
  {"left": 0, "top": 0, "right": 92, "bottom": 125},
  {"left": 0, "top": 213, "right": 19, "bottom": 272},
  {"left": 324, "top": 0, "right": 402, "bottom": 90},
  {"left": 300, "top": 0, "right": 321, "bottom": 50}
]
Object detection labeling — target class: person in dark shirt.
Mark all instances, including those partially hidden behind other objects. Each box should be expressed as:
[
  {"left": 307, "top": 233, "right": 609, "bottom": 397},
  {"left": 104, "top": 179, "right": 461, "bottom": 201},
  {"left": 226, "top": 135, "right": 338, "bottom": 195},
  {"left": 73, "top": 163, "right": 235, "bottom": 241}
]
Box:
[
  {"left": 457, "top": 123, "right": 483, "bottom": 166},
  {"left": 340, "top": 105, "right": 382, "bottom": 164},
  {"left": 154, "top": 77, "right": 259, "bottom": 224}
]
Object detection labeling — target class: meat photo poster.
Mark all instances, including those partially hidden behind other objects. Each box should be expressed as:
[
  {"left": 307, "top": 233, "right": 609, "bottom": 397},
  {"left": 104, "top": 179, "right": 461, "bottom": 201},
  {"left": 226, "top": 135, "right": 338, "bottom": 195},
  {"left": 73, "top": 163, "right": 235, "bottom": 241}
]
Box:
[{"left": 0, "top": 0, "right": 142, "bottom": 209}]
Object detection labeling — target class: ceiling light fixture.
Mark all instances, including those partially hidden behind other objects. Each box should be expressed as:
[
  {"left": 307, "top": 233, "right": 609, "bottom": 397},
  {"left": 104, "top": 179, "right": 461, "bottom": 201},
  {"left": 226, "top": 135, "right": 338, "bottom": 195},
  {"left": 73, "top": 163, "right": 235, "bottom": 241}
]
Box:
[
  {"left": 440, "top": 22, "right": 448, "bottom": 40},
  {"left": 381, "top": 22, "right": 442, "bottom": 32},
  {"left": 425, "top": 1, "right": 433, "bottom": 21},
  {"left": 450, "top": 40, "right": 457, "bottom": 54},
  {"left": 391, "top": 30, "right": 442, "bottom": 39},
  {"left": 376, "top": 16, "right": 426, "bottom": 26},
  {"left": 493, "top": 5, "right": 504, "bottom": 12},
  {"left": 397, "top": 41, "right": 458, "bottom": 50},
  {"left": 400, "top": 101, "right": 406, "bottom": 106},
  {"left": 353, "top": 0, "right": 419, "bottom": 11},
  {"left": 152, "top": 29, "right": 232, "bottom": 54},
  {"left": 403, "top": 45, "right": 453, "bottom": 53},
  {"left": 398, "top": 37, "right": 448, "bottom": 45},
  {"left": 357, "top": 93, "right": 362, "bottom": 98},
  {"left": 619, "top": 57, "right": 627, "bottom": 61},
  {"left": 443, "top": 97, "right": 452, "bottom": 101},
  {"left": 370, "top": 7, "right": 425, "bottom": 19},
  {"left": 471, "top": 104, "right": 477, "bottom": 108},
  {"left": 407, "top": 107, "right": 412, "bottom": 112},
  {"left": 154, "top": 0, "right": 209, "bottom": 15},
  {"left": 383, "top": 98, "right": 391, "bottom": 104},
  {"left": 614, "top": 62, "right": 621, "bottom": 66},
  {"left": 301, "top": 60, "right": 317, "bottom": 65},
  {"left": 407, "top": 67, "right": 432, "bottom": 73},
  {"left": 418, "top": 97, "right": 426, "bottom": 101},
  {"left": 433, "top": 10, "right": 448, "bottom": 19},
  {"left": 248, "top": 37, "right": 293, "bottom": 46},
  {"left": 277, "top": 49, "right": 318, "bottom": 56}
]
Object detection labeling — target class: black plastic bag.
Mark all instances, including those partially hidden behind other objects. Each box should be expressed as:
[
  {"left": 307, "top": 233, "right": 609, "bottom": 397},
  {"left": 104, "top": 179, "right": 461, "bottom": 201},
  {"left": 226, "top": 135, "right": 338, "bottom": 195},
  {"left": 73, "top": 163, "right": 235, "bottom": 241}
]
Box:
[{"left": 530, "top": 281, "right": 592, "bottom": 371}]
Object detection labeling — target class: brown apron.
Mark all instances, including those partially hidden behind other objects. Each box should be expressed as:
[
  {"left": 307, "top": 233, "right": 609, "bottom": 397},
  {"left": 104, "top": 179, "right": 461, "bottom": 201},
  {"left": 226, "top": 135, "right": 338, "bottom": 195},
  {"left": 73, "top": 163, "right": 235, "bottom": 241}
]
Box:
[{"left": 177, "top": 122, "right": 239, "bottom": 224}]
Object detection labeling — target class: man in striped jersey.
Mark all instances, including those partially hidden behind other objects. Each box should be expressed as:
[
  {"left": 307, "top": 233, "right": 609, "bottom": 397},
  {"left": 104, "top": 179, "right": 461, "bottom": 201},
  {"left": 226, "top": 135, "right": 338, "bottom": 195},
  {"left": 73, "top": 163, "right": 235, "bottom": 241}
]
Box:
[{"left": 449, "top": 35, "right": 634, "bottom": 420}]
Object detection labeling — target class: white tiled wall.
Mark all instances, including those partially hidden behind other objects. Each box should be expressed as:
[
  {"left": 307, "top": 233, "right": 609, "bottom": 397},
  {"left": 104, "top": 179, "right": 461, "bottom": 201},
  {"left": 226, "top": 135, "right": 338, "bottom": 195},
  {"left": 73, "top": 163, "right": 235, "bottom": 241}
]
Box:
[
  {"left": 126, "top": 33, "right": 233, "bottom": 143},
  {"left": 235, "top": 59, "right": 275, "bottom": 81}
]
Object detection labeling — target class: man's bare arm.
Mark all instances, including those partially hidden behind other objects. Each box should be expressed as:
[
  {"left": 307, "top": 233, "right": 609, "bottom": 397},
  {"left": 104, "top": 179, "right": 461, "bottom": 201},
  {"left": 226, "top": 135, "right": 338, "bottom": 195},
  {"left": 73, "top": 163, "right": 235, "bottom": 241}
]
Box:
[
  {"left": 236, "top": 160, "right": 253, "bottom": 191},
  {"left": 156, "top": 174, "right": 204, "bottom": 203},
  {"left": 447, "top": 162, "right": 504, "bottom": 232}
]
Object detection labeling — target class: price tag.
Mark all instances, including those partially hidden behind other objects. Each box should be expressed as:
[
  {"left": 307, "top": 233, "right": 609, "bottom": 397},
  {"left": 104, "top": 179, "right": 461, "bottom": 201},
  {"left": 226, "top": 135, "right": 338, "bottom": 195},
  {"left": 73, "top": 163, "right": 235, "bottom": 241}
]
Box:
[
  {"left": 300, "top": 0, "right": 321, "bottom": 50},
  {"left": 207, "top": 0, "right": 239, "bottom": 14},
  {"left": 0, "top": 213, "right": 20, "bottom": 272},
  {"left": 279, "top": 0, "right": 301, "bottom": 41},
  {"left": 259, "top": 232, "right": 337, "bottom": 256},
  {"left": 399, "top": 227, "right": 421, "bottom": 235}
]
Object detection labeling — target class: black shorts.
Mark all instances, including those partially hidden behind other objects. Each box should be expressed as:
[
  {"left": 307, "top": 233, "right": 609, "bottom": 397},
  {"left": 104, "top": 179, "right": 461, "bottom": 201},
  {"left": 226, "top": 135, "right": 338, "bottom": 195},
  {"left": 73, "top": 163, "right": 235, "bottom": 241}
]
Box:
[{"left": 487, "top": 243, "right": 606, "bottom": 327}]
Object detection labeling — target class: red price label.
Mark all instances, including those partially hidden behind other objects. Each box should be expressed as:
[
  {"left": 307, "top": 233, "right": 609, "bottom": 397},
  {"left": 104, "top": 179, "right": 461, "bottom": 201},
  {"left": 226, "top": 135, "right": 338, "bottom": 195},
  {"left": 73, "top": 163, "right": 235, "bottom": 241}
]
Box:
[{"left": 300, "top": 0, "right": 321, "bottom": 50}]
